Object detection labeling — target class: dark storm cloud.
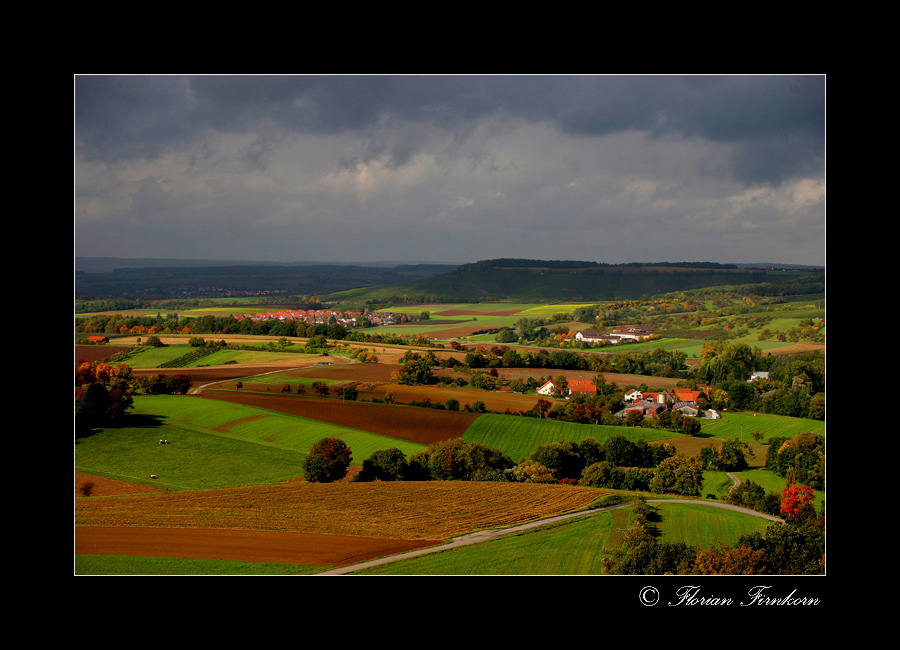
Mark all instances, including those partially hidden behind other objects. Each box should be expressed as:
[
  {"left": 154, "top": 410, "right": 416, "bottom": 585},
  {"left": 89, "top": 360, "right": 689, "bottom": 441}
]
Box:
[
  {"left": 74, "top": 74, "right": 826, "bottom": 266},
  {"left": 76, "top": 75, "right": 824, "bottom": 183}
]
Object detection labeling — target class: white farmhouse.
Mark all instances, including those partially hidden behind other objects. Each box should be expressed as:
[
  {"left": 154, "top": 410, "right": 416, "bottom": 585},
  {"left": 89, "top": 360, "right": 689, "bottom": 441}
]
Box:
[
  {"left": 609, "top": 327, "right": 655, "bottom": 341},
  {"left": 575, "top": 329, "right": 621, "bottom": 344},
  {"left": 537, "top": 380, "right": 562, "bottom": 397}
]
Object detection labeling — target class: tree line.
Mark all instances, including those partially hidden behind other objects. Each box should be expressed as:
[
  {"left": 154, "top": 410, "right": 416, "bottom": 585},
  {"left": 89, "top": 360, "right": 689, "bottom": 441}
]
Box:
[{"left": 303, "top": 433, "right": 734, "bottom": 498}]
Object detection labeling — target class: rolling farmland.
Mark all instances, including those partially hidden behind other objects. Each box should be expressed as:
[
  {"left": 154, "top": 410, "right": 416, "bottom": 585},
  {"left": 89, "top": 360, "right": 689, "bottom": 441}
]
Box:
[{"left": 75, "top": 285, "right": 824, "bottom": 576}]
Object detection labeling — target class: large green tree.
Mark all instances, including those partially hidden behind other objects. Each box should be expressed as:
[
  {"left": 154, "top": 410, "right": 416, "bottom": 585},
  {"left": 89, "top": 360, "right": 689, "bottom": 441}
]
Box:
[
  {"left": 649, "top": 455, "right": 704, "bottom": 496},
  {"left": 354, "top": 448, "right": 408, "bottom": 482},
  {"left": 422, "top": 439, "right": 513, "bottom": 481}
]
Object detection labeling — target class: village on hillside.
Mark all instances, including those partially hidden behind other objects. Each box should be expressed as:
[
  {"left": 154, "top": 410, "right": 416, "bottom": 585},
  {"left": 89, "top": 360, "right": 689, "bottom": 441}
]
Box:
[
  {"left": 235, "top": 308, "right": 398, "bottom": 328},
  {"left": 532, "top": 377, "right": 721, "bottom": 421}
]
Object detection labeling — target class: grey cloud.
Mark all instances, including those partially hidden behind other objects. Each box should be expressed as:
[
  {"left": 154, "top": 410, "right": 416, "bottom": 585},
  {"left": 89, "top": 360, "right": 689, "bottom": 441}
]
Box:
[
  {"left": 76, "top": 75, "right": 824, "bottom": 183},
  {"left": 74, "top": 74, "right": 826, "bottom": 266}
]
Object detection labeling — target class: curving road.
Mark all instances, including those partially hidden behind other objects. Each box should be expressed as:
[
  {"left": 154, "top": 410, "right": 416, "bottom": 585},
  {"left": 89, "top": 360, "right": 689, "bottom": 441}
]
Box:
[{"left": 316, "top": 498, "right": 782, "bottom": 575}]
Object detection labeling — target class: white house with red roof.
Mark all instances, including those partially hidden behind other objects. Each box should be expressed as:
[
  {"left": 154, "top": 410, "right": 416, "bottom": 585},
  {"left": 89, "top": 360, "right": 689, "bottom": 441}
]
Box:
[{"left": 537, "top": 380, "right": 562, "bottom": 396}]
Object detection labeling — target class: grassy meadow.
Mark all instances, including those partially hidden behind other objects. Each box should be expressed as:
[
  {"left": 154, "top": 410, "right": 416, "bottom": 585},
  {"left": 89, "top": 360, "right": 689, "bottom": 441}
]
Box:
[
  {"left": 699, "top": 411, "right": 825, "bottom": 442},
  {"left": 351, "top": 500, "right": 772, "bottom": 575},
  {"left": 114, "top": 342, "right": 318, "bottom": 369},
  {"left": 75, "top": 395, "right": 427, "bottom": 490},
  {"left": 464, "top": 413, "right": 675, "bottom": 464}
]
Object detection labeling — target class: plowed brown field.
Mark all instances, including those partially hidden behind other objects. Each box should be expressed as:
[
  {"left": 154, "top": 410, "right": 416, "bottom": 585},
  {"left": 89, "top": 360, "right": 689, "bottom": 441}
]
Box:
[
  {"left": 75, "top": 525, "right": 442, "bottom": 567},
  {"left": 76, "top": 346, "right": 131, "bottom": 364},
  {"left": 197, "top": 391, "right": 479, "bottom": 445}
]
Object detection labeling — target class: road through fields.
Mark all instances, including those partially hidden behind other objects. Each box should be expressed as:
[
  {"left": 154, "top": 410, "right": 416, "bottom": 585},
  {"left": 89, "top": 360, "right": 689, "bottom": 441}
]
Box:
[{"left": 315, "top": 499, "right": 783, "bottom": 575}]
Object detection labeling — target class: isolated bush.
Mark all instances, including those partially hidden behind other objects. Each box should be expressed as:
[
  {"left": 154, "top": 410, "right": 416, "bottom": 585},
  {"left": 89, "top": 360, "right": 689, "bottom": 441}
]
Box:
[
  {"left": 77, "top": 481, "right": 94, "bottom": 497},
  {"left": 302, "top": 437, "right": 352, "bottom": 483},
  {"left": 698, "top": 437, "right": 752, "bottom": 471}
]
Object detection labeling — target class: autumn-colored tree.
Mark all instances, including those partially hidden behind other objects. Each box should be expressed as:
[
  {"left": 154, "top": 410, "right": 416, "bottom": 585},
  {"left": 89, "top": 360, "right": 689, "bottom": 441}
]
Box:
[
  {"left": 170, "top": 374, "right": 193, "bottom": 395},
  {"left": 533, "top": 398, "right": 552, "bottom": 418},
  {"left": 508, "top": 459, "right": 557, "bottom": 484},
  {"left": 691, "top": 542, "right": 771, "bottom": 575},
  {"left": 780, "top": 483, "right": 817, "bottom": 519},
  {"left": 302, "top": 437, "right": 352, "bottom": 483},
  {"left": 75, "top": 360, "right": 133, "bottom": 388}
]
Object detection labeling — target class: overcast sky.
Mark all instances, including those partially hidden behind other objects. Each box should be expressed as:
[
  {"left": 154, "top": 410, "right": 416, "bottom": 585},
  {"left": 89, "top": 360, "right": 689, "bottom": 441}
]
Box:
[{"left": 74, "top": 74, "right": 826, "bottom": 267}]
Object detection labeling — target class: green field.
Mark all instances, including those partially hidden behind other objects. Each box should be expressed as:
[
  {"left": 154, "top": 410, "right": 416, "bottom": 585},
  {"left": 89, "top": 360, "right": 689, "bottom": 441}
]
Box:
[
  {"left": 75, "top": 395, "right": 427, "bottom": 490},
  {"left": 700, "top": 411, "right": 825, "bottom": 442},
  {"left": 117, "top": 344, "right": 317, "bottom": 369},
  {"left": 463, "top": 413, "right": 675, "bottom": 464},
  {"left": 351, "top": 501, "right": 772, "bottom": 575}
]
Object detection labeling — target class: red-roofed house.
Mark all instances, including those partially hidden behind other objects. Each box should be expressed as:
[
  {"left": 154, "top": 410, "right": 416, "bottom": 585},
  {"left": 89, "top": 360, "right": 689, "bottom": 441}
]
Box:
[
  {"left": 537, "top": 380, "right": 562, "bottom": 396},
  {"left": 673, "top": 389, "right": 705, "bottom": 403},
  {"left": 568, "top": 380, "right": 597, "bottom": 396}
]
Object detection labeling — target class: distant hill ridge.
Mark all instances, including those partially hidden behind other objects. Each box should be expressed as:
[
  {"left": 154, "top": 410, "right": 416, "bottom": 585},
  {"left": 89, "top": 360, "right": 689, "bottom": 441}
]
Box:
[
  {"left": 326, "top": 258, "right": 778, "bottom": 303},
  {"left": 457, "top": 259, "right": 742, "bottom": 272},
  {"left": 74, "top": 256, "right": 821, "bottom": 303}
]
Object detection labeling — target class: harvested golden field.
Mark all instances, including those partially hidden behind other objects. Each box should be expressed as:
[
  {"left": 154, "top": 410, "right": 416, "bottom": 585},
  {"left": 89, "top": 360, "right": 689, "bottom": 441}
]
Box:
[{"left": 75, "top": 480, "right": 605, "bottom": 541}]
